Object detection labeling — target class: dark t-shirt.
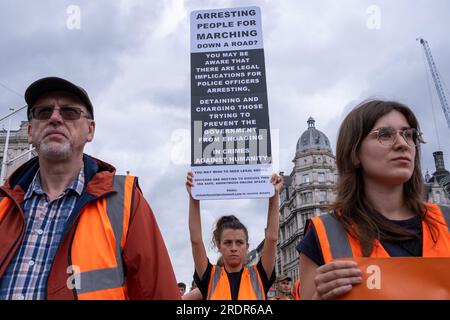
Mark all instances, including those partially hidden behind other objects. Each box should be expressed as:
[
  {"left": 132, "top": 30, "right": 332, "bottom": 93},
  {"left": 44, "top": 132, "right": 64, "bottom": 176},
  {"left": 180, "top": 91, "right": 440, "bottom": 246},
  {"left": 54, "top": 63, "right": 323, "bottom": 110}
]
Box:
[
  {"left": 194, "top": 259, "right": 275, "bottom": 300},
  {"left": 297, "top": 215, "right": 423, "bottom": 266}
]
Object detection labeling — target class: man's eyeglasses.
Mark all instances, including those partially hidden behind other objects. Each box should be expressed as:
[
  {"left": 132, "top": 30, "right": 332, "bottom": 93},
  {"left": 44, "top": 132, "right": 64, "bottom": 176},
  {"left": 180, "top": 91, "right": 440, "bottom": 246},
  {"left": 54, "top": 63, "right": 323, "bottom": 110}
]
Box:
[
  {"left": 369, "top": 127, "right": 423, "bottom": 147},
  {"left": 30, "top": 105, "right": 92, "bottom": 121}
]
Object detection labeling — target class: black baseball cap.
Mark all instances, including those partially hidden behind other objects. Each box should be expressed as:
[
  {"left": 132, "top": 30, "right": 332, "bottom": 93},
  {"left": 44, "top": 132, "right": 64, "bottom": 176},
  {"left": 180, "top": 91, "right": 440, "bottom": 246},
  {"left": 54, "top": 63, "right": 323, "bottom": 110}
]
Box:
[{"left": 25, "top": 77, "right": 94, "bottom": 120}]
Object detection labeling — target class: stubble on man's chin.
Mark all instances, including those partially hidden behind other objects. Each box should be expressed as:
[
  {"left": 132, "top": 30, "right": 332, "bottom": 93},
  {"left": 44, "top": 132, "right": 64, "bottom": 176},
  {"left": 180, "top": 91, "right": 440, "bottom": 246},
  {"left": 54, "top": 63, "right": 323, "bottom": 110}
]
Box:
[{"left": 38, "top": 142, "right": 72, "bottom": 161}]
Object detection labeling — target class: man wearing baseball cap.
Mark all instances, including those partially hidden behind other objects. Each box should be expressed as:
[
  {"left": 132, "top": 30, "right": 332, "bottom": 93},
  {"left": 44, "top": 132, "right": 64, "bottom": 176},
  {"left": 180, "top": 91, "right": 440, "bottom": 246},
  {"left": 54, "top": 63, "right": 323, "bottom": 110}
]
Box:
[
  {"left": 0, "top": 77, "right": 180, "bottom": 300},
  {"left": 269, "top": 274, "right": 293, "bottom": 300}
]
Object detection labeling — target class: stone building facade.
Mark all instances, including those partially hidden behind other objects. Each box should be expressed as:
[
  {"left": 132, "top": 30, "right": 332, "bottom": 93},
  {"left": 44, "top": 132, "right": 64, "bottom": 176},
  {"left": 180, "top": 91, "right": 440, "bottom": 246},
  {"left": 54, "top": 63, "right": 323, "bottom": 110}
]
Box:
[
  {"left": 0, "top": 121, "right": 36, "bottom": 184},
  {"left": 276, "top": 117, "right": 337, "bottom": 281},
  {"left": 424, "top": 151, "right": 450, "bottom": 205}
]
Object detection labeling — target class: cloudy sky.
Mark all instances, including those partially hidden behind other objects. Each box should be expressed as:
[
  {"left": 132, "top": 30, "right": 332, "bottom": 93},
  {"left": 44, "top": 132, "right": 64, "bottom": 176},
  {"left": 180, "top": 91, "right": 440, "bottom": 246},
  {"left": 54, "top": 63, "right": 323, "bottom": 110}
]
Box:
[{"left": 1, "top": 0, "right": 450, "bottom": 287}]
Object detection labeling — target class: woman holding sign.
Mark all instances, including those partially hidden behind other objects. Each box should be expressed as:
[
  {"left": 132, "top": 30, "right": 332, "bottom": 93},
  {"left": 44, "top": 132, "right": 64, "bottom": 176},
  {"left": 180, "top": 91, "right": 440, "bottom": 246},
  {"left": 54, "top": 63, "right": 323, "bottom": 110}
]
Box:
[
  {"left": 298, "top": 100, "right": 450, "bottom": 299},
  {"left": 185, "top": 172, "right": 283, "bottom": 300}
]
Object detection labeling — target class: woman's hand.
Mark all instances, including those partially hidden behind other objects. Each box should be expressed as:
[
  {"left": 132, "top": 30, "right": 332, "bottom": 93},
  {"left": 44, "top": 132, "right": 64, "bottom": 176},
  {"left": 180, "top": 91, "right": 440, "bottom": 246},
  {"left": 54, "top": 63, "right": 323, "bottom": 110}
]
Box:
[
  {"left": 313, "top": 260, "right": 362, "bottom": 299},
  {"left": 186, "top": 171, "right": 200, "bottom": 203},
  {"left": 186, "top": 171, "right": 194, "bottom": 197},
  {"left": 270, "top": 174, "right": 283, "bottom": 196}
]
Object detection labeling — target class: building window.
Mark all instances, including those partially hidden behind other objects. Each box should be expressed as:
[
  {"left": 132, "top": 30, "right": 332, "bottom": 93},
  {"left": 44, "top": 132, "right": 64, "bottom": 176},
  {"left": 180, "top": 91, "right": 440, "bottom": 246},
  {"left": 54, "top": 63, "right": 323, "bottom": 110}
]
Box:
[
  {"left": 320, "top": 191, "right": 327, "bottom": 202},
  {"left": 318, "top": 172, "right": 325, "bottom": 183},
  {"left": 301, "top": 192, "right": 313, "bottom": 204},
  {"left": 303, "top": 174, "right": 310, "bottom": 183},
  {"left": 434, "top": 191, "right": 441, "bottom": 203}
]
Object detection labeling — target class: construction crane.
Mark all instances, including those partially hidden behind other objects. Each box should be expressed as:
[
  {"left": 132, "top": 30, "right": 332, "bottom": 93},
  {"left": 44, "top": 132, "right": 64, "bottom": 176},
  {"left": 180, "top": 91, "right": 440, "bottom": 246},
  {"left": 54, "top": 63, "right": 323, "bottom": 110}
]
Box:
[
  {"left": 417, "top": 38, "right": 450, "bottom": 132},
  {"left": 417, "top": 37, "right": 450, "bottom": 199}
]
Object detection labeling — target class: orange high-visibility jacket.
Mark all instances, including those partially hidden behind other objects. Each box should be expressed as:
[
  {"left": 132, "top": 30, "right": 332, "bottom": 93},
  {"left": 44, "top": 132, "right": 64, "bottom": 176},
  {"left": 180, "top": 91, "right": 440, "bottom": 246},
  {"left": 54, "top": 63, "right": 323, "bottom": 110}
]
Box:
[
  {"left": 310, "top": 203, "right": 450, "bottom": 262},
  {"left": 68, "top": 174, "right": 133, "bottom": 299},
  {"left": 291, "top": 279, "right": 301, "bottom": 300},
  {"left": 206, "top": 265, "right": 266, "bottom": 300},
  {"left": 0, "top": 175, "right": 132, "bottom": 299},
  {"left": 0, "top": 155, "right": 180, "bottom": 300}
]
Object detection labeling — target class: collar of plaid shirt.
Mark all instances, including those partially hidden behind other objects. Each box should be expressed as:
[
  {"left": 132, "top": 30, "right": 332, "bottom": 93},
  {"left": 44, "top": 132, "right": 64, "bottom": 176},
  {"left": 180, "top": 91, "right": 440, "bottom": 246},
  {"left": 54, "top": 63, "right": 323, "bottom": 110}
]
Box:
[{"left": 24, "top": 166, "right": 85, "bottom": 201}]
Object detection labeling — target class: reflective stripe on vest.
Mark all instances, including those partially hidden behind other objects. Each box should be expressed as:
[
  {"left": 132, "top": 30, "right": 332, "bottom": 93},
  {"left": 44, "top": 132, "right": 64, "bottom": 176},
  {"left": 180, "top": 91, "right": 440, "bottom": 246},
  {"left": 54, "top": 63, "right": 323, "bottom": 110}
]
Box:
[
  {"left": 320, "top": 214, "right": 353, "bottom": 259},
  {"left": 313, "top": 203, "right": 450, "bottom": 263},
  {"left": 313, "top": 214, "right": 395, "bottom": 261},
  {"left": 207, "top": 265, "right": 265, "bottom": 300},
  {"left": 208, "top": 266, "right": 222, "bottom": 300},
  {"left": 73, "top": 175, "right": 135, "bottom": 298},
  {"left": 248, "top": 266, "right": 264, "bottom": 300}
]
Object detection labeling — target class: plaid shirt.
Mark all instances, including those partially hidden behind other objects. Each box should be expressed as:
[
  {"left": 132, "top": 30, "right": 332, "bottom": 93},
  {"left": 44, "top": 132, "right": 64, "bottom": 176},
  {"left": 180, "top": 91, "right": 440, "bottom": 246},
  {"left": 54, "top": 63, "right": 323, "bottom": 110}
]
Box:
[{"left": 0, "top": 166, "right": 85, "bottom": 300}]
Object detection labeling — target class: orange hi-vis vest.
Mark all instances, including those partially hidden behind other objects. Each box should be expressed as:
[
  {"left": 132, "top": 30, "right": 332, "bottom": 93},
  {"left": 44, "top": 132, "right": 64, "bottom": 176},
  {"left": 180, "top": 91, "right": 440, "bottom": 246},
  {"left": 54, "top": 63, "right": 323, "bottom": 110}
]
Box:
[
  {"left": 0, "top": 175, "right": 135, "bottom": 300},
  {"left": 70, "top": 174, "right": 135, "bottom": 299},
  {"left": 206, "top": 265, "right": 266, "bottom": 300},
  {"left": 310, "top": 203, "right": 450, "bottom": 263},
  {"left": 291, "top": 279, "right": 301, "bottom": 300}
]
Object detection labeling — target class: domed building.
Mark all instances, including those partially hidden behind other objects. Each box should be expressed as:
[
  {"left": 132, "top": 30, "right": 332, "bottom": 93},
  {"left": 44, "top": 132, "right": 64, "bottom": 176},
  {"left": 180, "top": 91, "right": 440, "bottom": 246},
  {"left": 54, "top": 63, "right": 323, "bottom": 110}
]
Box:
[
  {"left": 296, "top": 117, "right": 332, "bottom": 152},
  {"left": 276, "top": 117, "right": 338, "bottom": 282}
]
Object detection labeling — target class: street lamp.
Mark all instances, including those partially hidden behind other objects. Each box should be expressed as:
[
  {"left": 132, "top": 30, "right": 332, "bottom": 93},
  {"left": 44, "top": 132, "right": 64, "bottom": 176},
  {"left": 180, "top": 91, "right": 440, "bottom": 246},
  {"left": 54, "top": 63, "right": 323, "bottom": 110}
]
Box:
[{"left": 0, "top": 108, "right": 15, "bottom": 184}]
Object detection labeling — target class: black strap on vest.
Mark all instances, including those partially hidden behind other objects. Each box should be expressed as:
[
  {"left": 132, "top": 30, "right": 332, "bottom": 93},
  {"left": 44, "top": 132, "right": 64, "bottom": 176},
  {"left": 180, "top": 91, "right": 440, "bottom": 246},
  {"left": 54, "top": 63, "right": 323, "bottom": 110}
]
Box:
[{"left": 319, "top": 214, "right": 353, "bottom": 259}]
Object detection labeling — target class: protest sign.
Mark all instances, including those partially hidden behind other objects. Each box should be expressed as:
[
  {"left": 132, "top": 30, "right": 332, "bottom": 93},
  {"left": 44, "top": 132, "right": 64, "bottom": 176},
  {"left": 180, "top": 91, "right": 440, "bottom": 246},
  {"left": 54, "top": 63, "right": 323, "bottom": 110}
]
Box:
[{"left": 190, "top": 6, "right": 273, "bottom": 200}]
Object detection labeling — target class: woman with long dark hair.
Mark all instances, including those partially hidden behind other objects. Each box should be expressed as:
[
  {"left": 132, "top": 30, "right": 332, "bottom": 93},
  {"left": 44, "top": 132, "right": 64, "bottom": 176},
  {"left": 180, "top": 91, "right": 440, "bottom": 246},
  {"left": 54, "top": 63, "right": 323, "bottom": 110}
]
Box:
[{"left": 298, "top": 100, "right": 450, "bottom": 299}]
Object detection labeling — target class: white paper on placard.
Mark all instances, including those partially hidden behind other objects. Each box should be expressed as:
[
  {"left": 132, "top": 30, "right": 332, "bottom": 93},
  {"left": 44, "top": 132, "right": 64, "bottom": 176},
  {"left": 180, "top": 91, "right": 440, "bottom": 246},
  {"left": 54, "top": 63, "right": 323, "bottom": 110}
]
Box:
[{"left": 190, "top": 6, "right": 273, "bottom": 200}]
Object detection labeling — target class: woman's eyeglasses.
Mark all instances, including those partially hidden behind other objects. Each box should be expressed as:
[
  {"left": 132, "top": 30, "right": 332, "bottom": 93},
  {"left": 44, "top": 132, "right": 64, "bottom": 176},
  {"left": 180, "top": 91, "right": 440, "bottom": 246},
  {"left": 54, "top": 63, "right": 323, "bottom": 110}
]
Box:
[{"left": 369, "top": 127, "right": 423, "bottom": 147}]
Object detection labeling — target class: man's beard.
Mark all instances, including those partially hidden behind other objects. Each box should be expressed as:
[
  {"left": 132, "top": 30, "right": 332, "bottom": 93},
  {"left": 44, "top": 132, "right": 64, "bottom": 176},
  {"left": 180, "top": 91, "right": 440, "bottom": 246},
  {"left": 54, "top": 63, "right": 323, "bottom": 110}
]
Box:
[{"left": 38, "top": 140, "right": 72, "bottom": 160}]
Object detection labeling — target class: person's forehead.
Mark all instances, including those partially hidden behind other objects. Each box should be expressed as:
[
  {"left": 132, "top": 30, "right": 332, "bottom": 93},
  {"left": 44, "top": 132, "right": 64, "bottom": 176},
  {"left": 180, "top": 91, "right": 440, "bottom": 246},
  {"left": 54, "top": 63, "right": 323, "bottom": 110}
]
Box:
[
  {"left": 372, "top": 110, "right": 410, "bottom": 129},
  {"left": 33, "top": 91, "right": 86, "bottom": 108},
  {"left": 221, "top": 229, "right": 247, "bottom": 240}
]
